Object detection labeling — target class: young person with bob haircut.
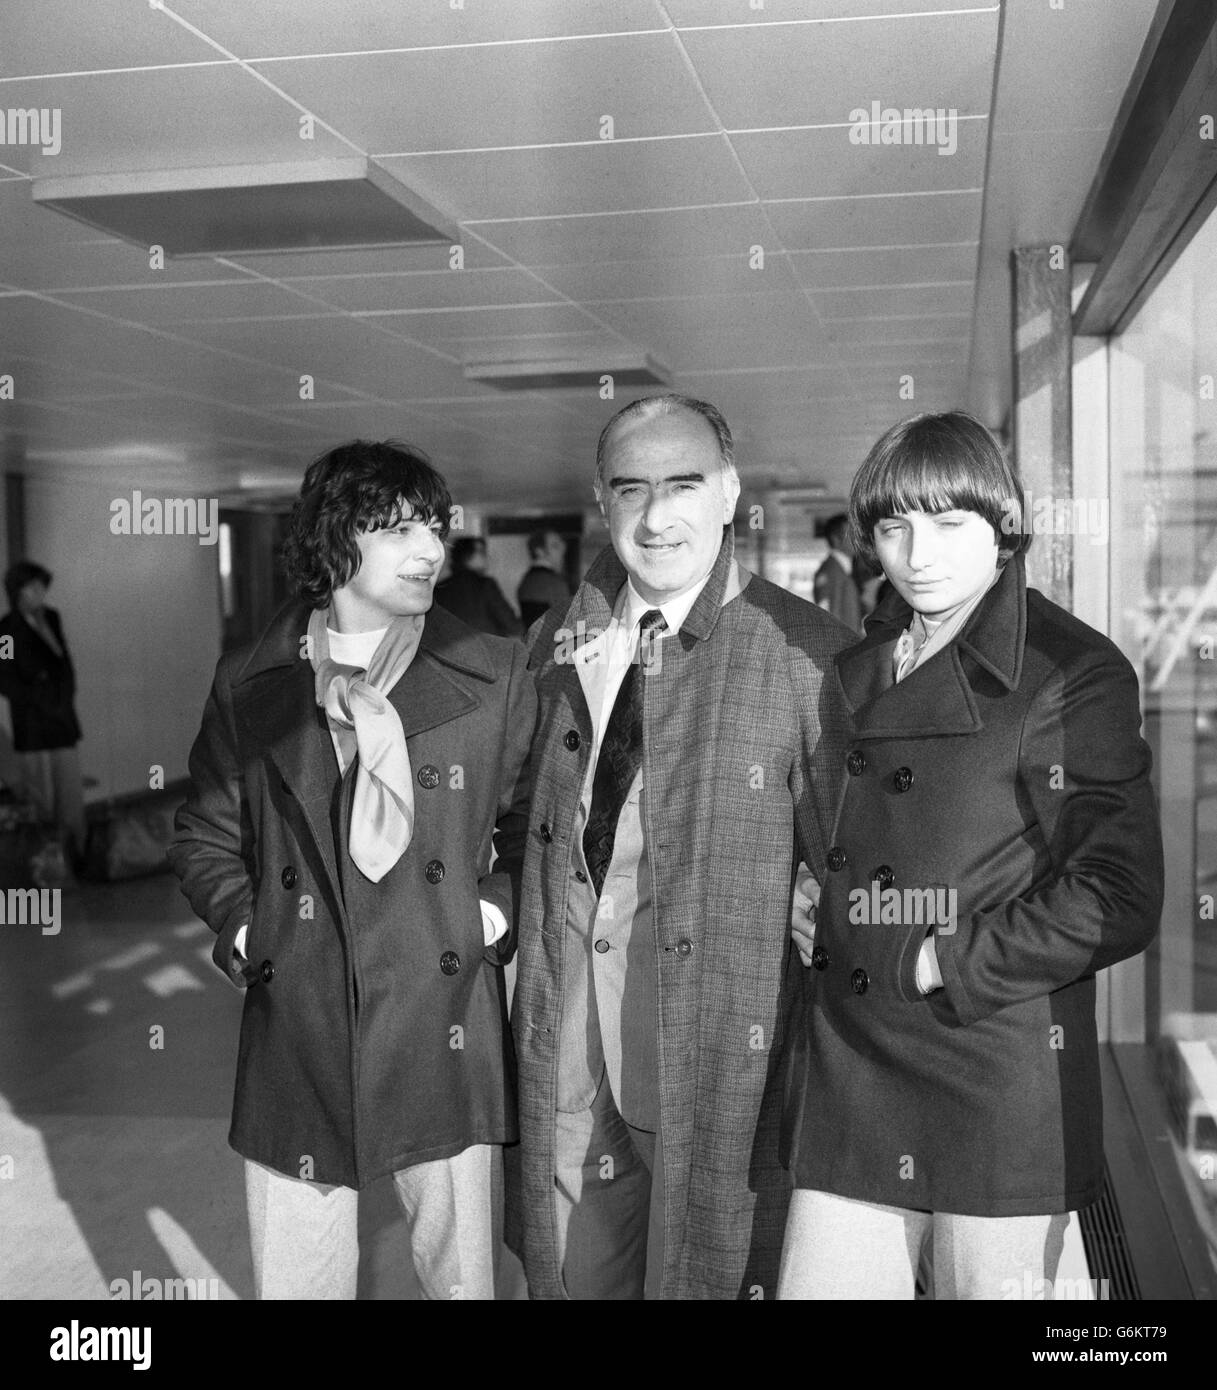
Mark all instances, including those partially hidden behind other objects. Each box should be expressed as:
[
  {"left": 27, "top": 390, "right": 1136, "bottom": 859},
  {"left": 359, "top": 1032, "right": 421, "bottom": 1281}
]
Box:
[
  {"left": 170, "top": 439, "right": 534, "bottom": 1299},
  {"left": 778, "top": 410, "right": 1164, "bottom": 1299}
]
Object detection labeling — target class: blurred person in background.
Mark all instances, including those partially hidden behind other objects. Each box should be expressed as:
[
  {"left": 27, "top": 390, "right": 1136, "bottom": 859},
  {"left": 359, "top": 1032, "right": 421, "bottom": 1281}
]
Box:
[
  {"left": 813, "top": 513, "right": 864, "bottom": 633},
  {"left": 517, "top": 528, "right": 572, "bottom": 631},
  {"left": 436, "top": 536, "right": 521, "bottom": 638},
  {"left": 0, "top": 561, "right": 87, "bottom": 860},
  {"left": 852, "top": 550, "right": 890, "bottom": 621}
]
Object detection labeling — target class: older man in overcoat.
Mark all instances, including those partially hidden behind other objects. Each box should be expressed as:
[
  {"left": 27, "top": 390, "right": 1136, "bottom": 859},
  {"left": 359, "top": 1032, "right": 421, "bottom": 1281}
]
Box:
[{"left": 508, "top": 394, "right": 853, "bottom": 1300}]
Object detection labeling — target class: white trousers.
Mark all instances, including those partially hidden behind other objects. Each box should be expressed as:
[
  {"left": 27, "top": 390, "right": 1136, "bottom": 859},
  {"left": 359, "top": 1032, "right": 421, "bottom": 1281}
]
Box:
[
  {"left": 244, "top": 1144, "right": 502, "bottom": 1300},
  {"left": 18, "top": 745, "right": 86, "bottom": 851},
  {"left": 778, "top": 1189, "right": 1069, "bottom": 1300}
]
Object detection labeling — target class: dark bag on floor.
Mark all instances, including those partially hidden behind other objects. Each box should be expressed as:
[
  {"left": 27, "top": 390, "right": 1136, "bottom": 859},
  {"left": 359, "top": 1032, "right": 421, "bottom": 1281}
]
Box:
[{"left": 79, "top": 786, "right": 183, "bottom": 881}]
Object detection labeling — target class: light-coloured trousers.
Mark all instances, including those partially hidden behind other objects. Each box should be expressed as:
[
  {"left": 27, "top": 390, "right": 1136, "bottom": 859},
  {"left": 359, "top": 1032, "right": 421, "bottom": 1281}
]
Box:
[
  {"left": 778, "top": 1189, "right": 1069, "bottom": 1300},
  {"left": 553, "top": 1073, "right": 665, "bottom": 1299},
  {"left": 244, "top": 1144, "right": 502, "bottom": 1300},
  {"left": 18, "top": 746, "right": 86, "bottom": 851}
]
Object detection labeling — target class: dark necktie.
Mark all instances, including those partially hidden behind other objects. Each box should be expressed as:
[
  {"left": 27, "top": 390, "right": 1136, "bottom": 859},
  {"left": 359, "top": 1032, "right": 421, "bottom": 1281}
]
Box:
[{"left": 582, "top": 608, "right": 667, "bottom": 894}]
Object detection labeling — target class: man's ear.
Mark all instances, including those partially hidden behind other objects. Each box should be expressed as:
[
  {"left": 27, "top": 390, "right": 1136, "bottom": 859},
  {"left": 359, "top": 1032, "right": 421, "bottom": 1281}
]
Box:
[{"left": 721, "top": 467, "right": 741, "bottom": 521}]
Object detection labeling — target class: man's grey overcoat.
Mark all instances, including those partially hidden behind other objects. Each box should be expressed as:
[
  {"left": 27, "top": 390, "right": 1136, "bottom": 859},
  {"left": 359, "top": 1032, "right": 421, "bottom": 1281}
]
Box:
[{"left": 508, "top": 530, "right": 853, "bottom": 1299}]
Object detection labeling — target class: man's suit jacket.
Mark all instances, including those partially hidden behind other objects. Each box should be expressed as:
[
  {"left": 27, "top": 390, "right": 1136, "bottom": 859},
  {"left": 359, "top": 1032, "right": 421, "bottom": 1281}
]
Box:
[
  {"left": 813, "top": 553, "right": 863, "bottom": 633},
  {"left": 508, "top": 529, "right": 854, "bottom": 1299},
  {"left": 435, "top": 569, "right": 521, "bottom": 637},
  {"left": 518, "top": 565, "right": 572, "bottom": 631}
]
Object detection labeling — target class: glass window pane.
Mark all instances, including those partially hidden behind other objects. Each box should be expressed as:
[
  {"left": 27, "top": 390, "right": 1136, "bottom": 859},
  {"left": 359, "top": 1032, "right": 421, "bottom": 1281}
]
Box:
[{"left": 1111, "top": 212, "right": 1217, "bottom": 1271}]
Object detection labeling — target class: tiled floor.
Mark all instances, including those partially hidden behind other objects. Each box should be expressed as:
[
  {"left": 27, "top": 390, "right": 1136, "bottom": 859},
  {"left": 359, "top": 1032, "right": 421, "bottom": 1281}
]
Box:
[
  {"left": 0, "top": 871, "right": 525, "bottom": 1300},
  {"left": 1, "top": 868, "right": 1099, "bottom": 1301}
]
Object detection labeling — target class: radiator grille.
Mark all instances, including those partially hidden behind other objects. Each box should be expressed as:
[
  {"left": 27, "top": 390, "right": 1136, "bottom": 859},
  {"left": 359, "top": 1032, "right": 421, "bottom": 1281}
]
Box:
[{"left": 1079, "top": 1165, "right": 1141, "bottom": 1300}]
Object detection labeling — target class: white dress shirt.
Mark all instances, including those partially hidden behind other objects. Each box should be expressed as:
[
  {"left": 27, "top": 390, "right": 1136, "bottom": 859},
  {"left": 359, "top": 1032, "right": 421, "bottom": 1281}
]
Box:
[{"left": 574, "top": 571, "right": 713, "bottom": 764}]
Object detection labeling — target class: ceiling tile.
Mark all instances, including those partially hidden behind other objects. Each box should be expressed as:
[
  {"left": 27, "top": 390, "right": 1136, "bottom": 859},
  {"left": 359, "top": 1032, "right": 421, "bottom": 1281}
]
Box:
[
  {"left": 789, "top": 242, "right": 978, "bottom": 287},
  {"left": 224, "top": 242, "right": 509, "bottom": 278},
  {"left": 174, "top": 0, "right": 664, "bottom": 59},
  {"left": 471, "top": 204, "right": 773, "bottom": 266},
  {"left": 541, "top": 252, "right": 804, "bottom": 301},
  {"left": 0, "top": 0, "right": 223, "bottom": 78},
  {"left": 250, "top": 35, "right": 713, "bottom": 156},
  {"left": 297, "top": 266, "right": 569, "bottom": 313},
  {"left": 679, "top": 9, "right": 998, "bottom": 130},
  {"left": 666, "top": 0, "right": 988, "bottom": 22},
  {"left": 731, "top": 121, "right": 987, "bottom": 201},
  {"left": 2, "top": 65, "right": 349, "bottom": 178},
  {"left": 767, "top": 189, "right": 983, "bottom": 249},
  {"left": 815, "top": 282, "right": 974, "bottom": 318},
  {"left": 53, "top": 280, "right": 326, "bottom": 325},
  {"left": 382, "top": 134, "right": 753, "bottom": 221}
]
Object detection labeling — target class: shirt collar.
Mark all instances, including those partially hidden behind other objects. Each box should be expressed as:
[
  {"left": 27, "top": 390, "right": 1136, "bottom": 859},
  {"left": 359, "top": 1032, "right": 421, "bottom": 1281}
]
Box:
[
  {"left": 621, "top": 569, "right": 714, "bottom": 637},
  {"left": 829, "top": 548, "right": 853, "bottom": 575},
  {"left": 900, "top": 567, "right": 1001, "bottom": 663}
]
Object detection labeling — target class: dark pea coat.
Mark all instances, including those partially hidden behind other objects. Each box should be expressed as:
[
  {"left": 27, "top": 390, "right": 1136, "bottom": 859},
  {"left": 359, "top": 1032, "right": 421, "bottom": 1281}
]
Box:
[
  {"left": 168, "top": 601, "right": 534, "bottom": 1188},
  {"left": 508, "top": 530, "right": 854, "bottom": 1299},
  {"left": 0, "top": 607, "right": 82, "bottom": 751},
  {"left": 781, "top": 553, "right": 1164, "bottom": 1215}
]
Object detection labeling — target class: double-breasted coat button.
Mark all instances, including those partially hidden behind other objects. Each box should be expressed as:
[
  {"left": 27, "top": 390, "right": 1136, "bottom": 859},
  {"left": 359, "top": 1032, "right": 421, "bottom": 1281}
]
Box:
[
  {"left": 846, "top": 750, "right": 866, "bottom": 776},
  {"left": 851, "top": 968, "right": 869, "bottom": 995},
  {"left": 417, "top": 764, "right": 441, "bottom": 790},
  {"left": 280, "top": 866, "right": 297, "bottom": 889},
  {"left": 894, "top": 767, "right": 914, "bottom": 793},
  {"left": 827, "top": 846, "right": 847, "bottom": 871},
  {"left": 564, "top": 730, "right": 580, "bottom": 751},
  {"left": 811, "top": 945, "right": 829, "bottom": 971},
  {"left": 574, "top": 869, "right": 588, "bottom": 884},
  {"left": 676, "top": 938, "right": 693, "bottom": 957},
  {"left": 594, "top": 938, "right": 610, "bottom": 954},
  {"left": 872, "top": 865, "right": 895, "bottom": 890},
  {"left": 260, "top": 959, "right": 275, "bottom": 984},
  {"left": 440, "top": 951, "right": 461, "bottom": 976},
  {"left": 425, "top": 859, "right": 445, "bottom": 884},
  {"left": 540, "top": 823, "right": 553, "bottom": 843}
]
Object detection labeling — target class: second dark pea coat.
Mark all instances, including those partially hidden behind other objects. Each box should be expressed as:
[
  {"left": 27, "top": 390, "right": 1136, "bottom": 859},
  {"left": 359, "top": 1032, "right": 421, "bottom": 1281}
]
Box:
[{"left": 781, "top": 553, "right": 1164, "bottom": 1216}]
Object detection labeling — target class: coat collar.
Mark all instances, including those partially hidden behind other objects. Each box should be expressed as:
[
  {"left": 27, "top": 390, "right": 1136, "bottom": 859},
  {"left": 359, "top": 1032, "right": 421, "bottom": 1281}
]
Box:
[
  {"left": 562, "top": 526, "right": 738, "bottom": 644},
  {"left": 230, "top": 599, "right": 499, "bottom": 909},
  {"left": 234, "top": 598, "right": 497, "bottom": 688},
  {"left": 837, "top": 552, "right": 1027, "bottom": 739}
]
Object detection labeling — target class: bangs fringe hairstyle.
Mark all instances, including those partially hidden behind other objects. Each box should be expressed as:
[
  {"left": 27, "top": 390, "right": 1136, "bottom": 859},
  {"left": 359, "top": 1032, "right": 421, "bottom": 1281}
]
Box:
[
  {"left": 282, "top": 439, "right": 452, "bottom": 609},
  {"left": 848, "top": 410, "right": 1030, "bottom": 567}
]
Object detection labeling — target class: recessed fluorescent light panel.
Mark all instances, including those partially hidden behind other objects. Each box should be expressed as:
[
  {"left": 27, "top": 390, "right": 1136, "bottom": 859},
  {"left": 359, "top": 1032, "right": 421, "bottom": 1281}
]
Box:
[
  {"left": 31, "top": 157, "right": 457, "bottom": 258},
  {"left": 464, "top": 352, "right": 672, "bottom": 392}
]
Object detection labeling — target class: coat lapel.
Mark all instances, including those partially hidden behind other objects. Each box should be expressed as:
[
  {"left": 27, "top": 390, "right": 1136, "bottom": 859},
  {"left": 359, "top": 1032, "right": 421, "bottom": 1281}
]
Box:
[
  {"left": 232, "top": 600, "right": 497, "bottom": 903},
  {"left": 389, "top": 603, "right": 494, "bottom": 738},
  {"left": 232, "top": 603, "right": 343, "bottom": 895},
  {"left": 837, "top": 553, "right": 1027, "bottom": 740},
  {"left": 541, "top": 527, "right": 740, "bottom": 725}
]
